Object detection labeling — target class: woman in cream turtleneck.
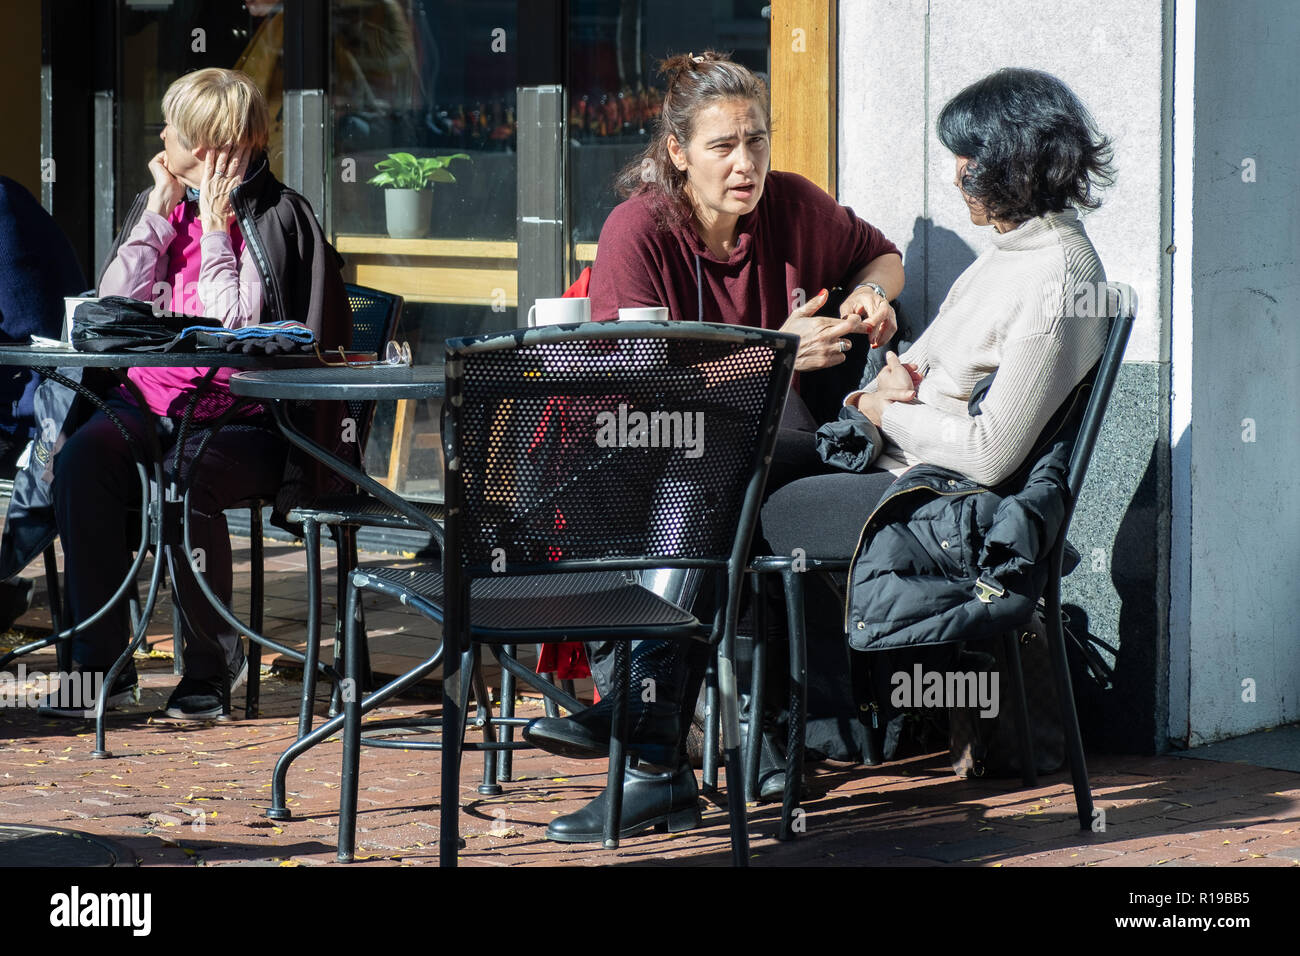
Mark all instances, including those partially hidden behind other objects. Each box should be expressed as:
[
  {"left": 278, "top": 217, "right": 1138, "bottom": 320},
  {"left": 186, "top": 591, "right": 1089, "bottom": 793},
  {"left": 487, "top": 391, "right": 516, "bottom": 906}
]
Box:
[
  {"left": 753, "top": 67, "right": 1116, "bottom": 794},
  {"left": 770, "top": 67, "right": 1116, "bottom": 538}
]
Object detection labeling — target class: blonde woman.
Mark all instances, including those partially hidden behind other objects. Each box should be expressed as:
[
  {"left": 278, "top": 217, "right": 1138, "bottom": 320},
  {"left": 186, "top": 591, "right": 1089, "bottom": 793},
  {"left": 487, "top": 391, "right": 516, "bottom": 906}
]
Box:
[{"left": 43, "top": 69, "right": 350, "bottom": 720}]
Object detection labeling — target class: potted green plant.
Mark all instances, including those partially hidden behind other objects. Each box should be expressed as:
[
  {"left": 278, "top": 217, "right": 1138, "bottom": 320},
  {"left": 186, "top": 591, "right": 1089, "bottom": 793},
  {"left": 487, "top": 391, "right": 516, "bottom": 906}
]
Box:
[{"left": 368, "top": 152, "right": 471, "bottom": 239}]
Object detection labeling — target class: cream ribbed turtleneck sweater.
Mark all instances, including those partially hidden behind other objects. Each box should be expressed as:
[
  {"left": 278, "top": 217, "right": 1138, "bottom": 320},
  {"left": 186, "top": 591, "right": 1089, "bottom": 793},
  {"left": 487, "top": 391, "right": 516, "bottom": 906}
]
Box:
[{"left": 859, "top": 208, "right": 1109, "bottom": 486}]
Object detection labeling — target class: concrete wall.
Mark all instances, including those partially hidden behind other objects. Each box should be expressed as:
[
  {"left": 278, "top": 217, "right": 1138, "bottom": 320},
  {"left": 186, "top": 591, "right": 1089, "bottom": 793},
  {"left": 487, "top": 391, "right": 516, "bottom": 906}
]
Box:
[
  {"left": 1172, "top": 0, "right": 1300, "bottom": 745},
  {"left": 838, "top": 0, "right": 1172, "bottom": 751}
]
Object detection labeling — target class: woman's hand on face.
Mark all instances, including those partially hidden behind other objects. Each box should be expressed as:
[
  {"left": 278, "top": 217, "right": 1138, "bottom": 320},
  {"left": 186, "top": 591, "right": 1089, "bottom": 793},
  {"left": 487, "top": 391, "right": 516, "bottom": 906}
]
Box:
[
  {"left": 839, "top": 285, "right": 897, "bottom": 348},
  {"left": 199, "top": 146, "right": 250, "bottom": 233},
  {"left": 146, "top": 151, "right": 186, "bottom": 218},
  {"left": 779, "top": 289, "right": 862, "bottom": 372}
]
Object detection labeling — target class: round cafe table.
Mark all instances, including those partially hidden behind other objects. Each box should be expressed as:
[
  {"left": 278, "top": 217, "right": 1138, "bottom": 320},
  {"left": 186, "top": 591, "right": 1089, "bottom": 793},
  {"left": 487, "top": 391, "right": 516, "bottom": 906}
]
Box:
[
  {"left": 0, "top": 344, "right": 316, "bottom": 755},
  {"left": 228, "top": 364, "right": 445, "bottom": 533},
  {"left": 229, "top": 364, "right": 452, "bottom": 825}
]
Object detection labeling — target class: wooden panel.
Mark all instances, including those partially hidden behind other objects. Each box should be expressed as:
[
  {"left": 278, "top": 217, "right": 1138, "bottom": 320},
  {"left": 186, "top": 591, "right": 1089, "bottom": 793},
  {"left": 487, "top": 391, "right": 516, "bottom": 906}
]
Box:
[
  {"left": 334, "top": 235, "right": 519, "bottom": 259},
  {"left": 345, "top": 261, "right": 518, "bottom": 306},
  {"left": 770, "top": 0, "right": 837, "bottom": 195}
]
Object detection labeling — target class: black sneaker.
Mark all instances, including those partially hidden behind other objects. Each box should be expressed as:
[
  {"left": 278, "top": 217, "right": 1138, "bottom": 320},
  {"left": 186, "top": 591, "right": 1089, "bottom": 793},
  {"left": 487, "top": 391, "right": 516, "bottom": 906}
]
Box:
[
  {"left": 37, "top": 669, "right": 140, "bottom": 719},
  {"left": 163, "top": 656, "right": 248, "bottom": 721}
]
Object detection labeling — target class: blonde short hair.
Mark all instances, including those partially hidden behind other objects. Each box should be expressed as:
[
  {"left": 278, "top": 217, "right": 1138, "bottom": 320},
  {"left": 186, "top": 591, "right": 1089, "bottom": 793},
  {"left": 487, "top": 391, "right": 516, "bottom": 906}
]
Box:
[{"left": 161, "top": 68, "right": 269, "bottom": 152}]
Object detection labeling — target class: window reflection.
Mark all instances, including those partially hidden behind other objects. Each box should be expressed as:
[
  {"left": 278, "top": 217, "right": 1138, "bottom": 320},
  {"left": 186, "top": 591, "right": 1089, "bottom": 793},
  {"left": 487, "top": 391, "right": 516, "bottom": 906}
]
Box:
[
  {"left": 328, "top": 0, "right": 517, "bottom": 241},
  {"left": 567, "top": 0, "right": 769, "bottom": 256}
]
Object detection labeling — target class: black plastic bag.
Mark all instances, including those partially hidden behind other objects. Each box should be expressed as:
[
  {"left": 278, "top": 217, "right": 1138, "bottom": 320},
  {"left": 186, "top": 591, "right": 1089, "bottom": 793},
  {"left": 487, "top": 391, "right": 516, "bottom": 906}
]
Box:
[{"left": 71, "top": 296, "right": 222, "bottom": 353}]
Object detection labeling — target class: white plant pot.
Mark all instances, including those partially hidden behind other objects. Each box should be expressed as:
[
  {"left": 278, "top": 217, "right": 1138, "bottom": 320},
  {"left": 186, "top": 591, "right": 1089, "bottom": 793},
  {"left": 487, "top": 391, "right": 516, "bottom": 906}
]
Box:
[{"left": 383, "top": 188, "right": 433, "bottom": 239}]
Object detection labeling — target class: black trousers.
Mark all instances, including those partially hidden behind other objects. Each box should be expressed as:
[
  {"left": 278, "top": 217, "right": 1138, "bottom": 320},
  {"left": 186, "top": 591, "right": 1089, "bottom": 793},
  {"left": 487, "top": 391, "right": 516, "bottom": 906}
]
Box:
[
  {"left": 52, "top": 395, "right": 287, "bottom": 681},
  {"left": 583, "top": 391, "right": 898, "bottom": 762}
]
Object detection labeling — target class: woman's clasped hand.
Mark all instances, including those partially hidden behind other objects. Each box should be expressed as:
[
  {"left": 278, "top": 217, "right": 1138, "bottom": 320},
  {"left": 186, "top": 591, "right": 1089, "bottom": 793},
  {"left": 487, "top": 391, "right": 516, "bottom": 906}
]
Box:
[{"left": 779, "top": 287, "right": 899, "bottom": 372}]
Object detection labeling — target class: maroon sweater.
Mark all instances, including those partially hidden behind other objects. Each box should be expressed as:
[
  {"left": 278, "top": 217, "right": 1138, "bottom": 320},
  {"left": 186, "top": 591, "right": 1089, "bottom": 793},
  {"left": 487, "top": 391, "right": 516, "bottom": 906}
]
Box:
[{"left": 588, "top": 170, "right": 900, "bottom": 328}]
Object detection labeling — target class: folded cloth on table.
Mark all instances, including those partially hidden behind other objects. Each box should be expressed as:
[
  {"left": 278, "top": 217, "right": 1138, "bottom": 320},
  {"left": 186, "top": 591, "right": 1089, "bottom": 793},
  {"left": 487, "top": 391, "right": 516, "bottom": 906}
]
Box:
[{"left": 176, "top": 320, "right": 316, "bottom": 354}]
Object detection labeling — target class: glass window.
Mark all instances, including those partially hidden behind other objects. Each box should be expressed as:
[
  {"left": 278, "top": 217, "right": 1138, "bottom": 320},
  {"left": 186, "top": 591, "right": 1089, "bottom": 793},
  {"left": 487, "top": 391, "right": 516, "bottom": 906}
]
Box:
[
  {"left": 327, "top": 0, "right": 519, "bottom": 498},
  {"left": 566, "top": 0, "right": 770, "bottom": 267}
]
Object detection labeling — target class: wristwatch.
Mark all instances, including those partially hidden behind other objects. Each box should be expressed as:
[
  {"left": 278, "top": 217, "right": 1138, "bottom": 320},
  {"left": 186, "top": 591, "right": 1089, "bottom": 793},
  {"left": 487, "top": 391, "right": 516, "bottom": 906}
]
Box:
[{"left": 857, "top": 281, "right": 888, "bottom": 301}]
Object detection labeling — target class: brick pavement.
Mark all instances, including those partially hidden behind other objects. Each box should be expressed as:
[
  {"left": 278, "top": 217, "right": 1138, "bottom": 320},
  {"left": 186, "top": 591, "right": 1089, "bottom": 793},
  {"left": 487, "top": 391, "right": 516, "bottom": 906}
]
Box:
[{"left": 1, "top": 534, "right": 1297, "bottom": 867}]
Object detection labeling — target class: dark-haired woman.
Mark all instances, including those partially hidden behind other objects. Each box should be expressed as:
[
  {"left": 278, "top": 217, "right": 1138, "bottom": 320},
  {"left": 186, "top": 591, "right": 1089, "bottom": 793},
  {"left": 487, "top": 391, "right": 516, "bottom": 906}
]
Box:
[
  {"left": 759, "top": 66, "right": 1115, "bottom": 789},
  {"left": 523, "top": 51, "right": 905, "bottom": 843},
  {"left": 767, "top": 67, "right": 1114, "bottom": 549}
]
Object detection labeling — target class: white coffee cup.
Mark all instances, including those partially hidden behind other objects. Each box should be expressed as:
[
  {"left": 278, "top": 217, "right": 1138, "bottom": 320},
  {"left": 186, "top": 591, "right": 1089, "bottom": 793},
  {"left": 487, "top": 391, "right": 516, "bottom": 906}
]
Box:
[
  {"left": 64, "top": 296, "right": 98, "bottom": 342},
  {"left": 617, "top": 307, "right": 670, "bottom": 366},
  {"left": 528, "top": 297, "right": 590, "bottom": 327},
  {"left": 618, "top": 307, "right": 670, "bottom": 322}
]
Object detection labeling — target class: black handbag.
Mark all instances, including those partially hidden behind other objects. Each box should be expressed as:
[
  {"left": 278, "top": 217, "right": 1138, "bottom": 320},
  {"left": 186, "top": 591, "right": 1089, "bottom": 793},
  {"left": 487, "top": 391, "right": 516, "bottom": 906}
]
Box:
[
  {"left": 948, "top": 609, "right": 1066, "bottom": 778},
  {"left": 71, "top": 296, "right": 222, "bottom": 353}
]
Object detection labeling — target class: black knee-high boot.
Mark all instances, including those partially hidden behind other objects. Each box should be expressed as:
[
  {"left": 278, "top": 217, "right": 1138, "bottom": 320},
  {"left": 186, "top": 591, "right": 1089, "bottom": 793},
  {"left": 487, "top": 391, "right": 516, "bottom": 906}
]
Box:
[{"left": 524, "top": 639, "right": 688, "bottom": 769}]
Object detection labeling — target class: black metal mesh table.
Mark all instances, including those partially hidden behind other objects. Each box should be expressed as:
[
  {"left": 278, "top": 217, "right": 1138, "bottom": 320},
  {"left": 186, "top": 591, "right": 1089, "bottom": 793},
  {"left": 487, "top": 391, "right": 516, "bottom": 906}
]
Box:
[
  {"left": 228, "top": 364, "right": 445, "bottom": 533},
  {"left": 228, "top": 364, "right": 446, "bottom": 401},
  {"left": 0, "top": 345, "right": 321, "bottom": 754},
  {"left": 230, "top": 364, "right": 452, "bottom": 818}
]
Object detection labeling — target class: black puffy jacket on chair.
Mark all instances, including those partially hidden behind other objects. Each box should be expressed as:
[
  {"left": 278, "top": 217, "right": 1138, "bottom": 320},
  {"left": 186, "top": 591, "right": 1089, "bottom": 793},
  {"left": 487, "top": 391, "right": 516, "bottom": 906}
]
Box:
[{"left": 843, "top": 379, "right": 1090, "bottom": 653}]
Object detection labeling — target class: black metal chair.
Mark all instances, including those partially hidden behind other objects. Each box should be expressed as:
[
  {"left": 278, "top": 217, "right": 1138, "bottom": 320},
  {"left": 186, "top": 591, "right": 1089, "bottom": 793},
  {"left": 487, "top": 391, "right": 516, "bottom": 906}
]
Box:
[
  {"left": 740, "top": 282, "right": 1136, "bottom": 839},
  {"left": 328, "top": 321, "right": 796, "bottom": 866},
  {"left": 273, "top": 283, "right": 410, "bottom": 733}
]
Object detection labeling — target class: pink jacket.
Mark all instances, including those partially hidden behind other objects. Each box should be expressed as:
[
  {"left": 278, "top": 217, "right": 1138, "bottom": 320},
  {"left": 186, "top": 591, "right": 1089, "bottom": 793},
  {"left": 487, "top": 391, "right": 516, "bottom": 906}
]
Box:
[{"left": 98, "top": 202, "right": 262, "bottom": 417}]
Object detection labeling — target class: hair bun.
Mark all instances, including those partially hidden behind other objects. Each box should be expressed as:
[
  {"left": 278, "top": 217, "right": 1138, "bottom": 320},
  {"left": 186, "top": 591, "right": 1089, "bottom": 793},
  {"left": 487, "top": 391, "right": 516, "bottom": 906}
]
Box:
[{"left": 658, "top": 49, "right": 729, "bottom": 85}]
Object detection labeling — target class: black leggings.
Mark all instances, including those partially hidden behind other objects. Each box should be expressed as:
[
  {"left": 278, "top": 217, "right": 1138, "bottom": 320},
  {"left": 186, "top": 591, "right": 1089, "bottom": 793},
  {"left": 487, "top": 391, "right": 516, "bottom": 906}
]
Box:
[
  {"left": 585, "top": 392, "right": 899, "bottom": 762},
  {"left": 53, "top": 395, "right": 287, "bottom": 681}
]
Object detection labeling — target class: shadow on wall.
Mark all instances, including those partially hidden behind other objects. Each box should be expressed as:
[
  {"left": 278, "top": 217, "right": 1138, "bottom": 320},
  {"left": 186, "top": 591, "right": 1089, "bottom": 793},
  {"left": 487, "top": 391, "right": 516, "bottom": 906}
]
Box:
[
  {"left": 900, "top": 217, "right": 978, "bottom": 332},
  {"left": 1066, "top": 443, "right": 1162, "bottom": 755}
]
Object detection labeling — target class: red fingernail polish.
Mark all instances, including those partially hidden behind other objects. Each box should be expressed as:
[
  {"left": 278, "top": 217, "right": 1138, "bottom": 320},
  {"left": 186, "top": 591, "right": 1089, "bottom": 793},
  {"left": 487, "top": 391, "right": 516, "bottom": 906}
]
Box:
[{"left": 819, "top": 289, "right": 827, "bottom": 297}]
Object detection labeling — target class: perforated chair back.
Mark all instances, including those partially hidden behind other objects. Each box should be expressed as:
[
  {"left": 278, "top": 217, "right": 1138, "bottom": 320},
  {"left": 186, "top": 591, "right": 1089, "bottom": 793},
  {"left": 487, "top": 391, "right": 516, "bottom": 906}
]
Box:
[
  {"left": 345, "top": 283, "right": 402, "bottom": 354},
  {"left": 341, "top": 283, "right": 404, "bottom": 443},
  {"left": 443, "top": 322, "right": 796, "bottom": 587}
]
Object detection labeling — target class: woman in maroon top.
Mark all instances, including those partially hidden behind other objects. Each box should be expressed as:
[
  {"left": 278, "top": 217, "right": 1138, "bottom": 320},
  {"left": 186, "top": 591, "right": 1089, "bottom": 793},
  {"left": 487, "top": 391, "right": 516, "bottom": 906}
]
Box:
[{"left": 525, "top": 51, "right": 905, "bottom": 843}]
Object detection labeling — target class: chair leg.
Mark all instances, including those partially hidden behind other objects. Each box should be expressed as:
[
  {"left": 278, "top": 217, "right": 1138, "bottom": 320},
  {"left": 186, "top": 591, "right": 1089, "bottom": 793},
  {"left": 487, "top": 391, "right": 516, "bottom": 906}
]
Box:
[
  {"left": 346, "top": 526, "right": 374, "bottom": 692},
  {"left": 43, "top": 545, "right": 69, "bottom": 675},
  {"left": 473, "top": 646, "right": 502, "bottom": 796},
  {"left": 329, "top": 526, "right": 348, "bottom": 717},
  {"left": 779, "top": 569, "right": 806, "bottom": 842},
  {"left": 439, "top": 643, "right": 468, "bottom": 867},
  {"left": 299, "top": 518, "right": 323, "bottom": 738},
  {"left": 540, "top": 653, "right": 560, "bottom": 718},
  {"left": 170, "top": 601, "right": 184, "bottom": 675},
  {"left": 716, "top": 628, "right": 749, "bottom": 867},
  {"left": 245, "top": 505, "right": 264, "bottom": 720},
  {"left": 744, "top": 573, "right": 765, "bottom": 804},
  {"left": 702, "top": 654, "right": 719, "bottom": 791},
  {"left": 1044, "top": 578, "right": 1094, "bottom": 829},
  {"left": 337, "top": 581, "right": 364, "bottom": 863},
  {"left": 496, "top": 644, "right": 516, "bottom": 782},
  {"left": 1001, "top": 628, "right": 1037, "bottom": 788},
  {"left": 603, "top": 640, "right": 630, "bottom": 849}
]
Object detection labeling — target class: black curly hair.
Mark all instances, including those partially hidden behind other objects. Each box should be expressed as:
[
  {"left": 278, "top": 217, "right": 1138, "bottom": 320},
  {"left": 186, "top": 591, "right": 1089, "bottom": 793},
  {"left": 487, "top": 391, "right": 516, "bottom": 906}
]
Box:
[{"left": 937, "top": 68, "right": 1115, "bottom": 224}]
